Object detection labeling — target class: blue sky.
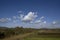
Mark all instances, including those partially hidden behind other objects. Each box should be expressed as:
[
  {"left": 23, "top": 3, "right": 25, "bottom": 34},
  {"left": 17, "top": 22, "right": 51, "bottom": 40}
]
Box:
[{"left": 0, "top": 0, "right": 60, "bottom": 28}]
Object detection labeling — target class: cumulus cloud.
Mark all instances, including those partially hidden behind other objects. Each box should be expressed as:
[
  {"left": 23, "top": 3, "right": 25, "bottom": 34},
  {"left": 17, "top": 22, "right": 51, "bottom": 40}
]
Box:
[
  {"left": 52, "top": 21, "right": 56, "bottom": 24},
  {"left": 43, "top": 21, "right": 46, "bottom": 24},
  {"left": 13, "top": 16, "right": 17, "bottom": 19},
  {"left": 0, "top": 18, "right": 7, "bottom": 22},
  {"left": 0, "top": 18, "right": 11, "bottom": 23},
  {"left": 33, "top": 20, "right": 42, "bottom": 24},
  {"left": 0, "top": 18, "right": 10, "bottom": 23},
  {"left": 17, "top": 12, "right": 45, "bottom": 24},
  {"left": 17, "top": 11, "right": 45, "bottom": 23},
  {"left": 40, "top": 16, "right": 44, "bottom": 20},
  {"left": 6, "top": 18, "right": 11, "bottom": 21},
  {"left": 52, "top": 21, "right": 60, "bottom": 25},
  {"left": 19, "top": 12, "right": 37, "bottom": 22},
  {"left": 30, "top": 16, "right": 45, "bottom": 24},
  {"left": 1, "top": 11, "right": 59, "bottom": 28},
  {"left": 49, "top": 21, "right": 60, "bottom": 28},
  {"left": 19, "top": 14, "right": 24, "bottom": 20}
]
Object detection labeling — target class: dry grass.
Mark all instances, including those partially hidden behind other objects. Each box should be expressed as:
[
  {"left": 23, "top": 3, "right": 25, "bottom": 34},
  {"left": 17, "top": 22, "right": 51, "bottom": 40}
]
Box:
[{"left": 2, "top": 33, "right": 33, "bottom": 40}]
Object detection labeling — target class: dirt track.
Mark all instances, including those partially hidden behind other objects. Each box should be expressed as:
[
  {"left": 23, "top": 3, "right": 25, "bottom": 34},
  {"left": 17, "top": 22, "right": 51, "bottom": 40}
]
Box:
[{"left": 2, "top": 33, "right": 34, "bottom": 40}]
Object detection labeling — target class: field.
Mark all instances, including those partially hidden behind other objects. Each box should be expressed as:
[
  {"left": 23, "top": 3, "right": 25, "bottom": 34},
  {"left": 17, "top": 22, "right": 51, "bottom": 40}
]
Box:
[
  {"left": 0, "top": 27, "right": 60, "bottom": 40},
  {"left": 24, "top": 37, "right": 60, "bottom": 40},
  {"left": 24, "top": 35, "right": 60, "bottom": 40},
  {"left": 2, "top": 32, "right": 60, "bottom": 40},
  {"left": 23, "top": 31, "right": 60, "bottom": 40},
  {"left": 3, "top": 31, "right": 60, "bottom": 40}
]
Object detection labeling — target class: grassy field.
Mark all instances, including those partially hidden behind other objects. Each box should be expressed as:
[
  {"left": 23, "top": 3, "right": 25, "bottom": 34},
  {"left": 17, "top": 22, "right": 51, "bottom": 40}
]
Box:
[
  {"left": 23, "top": 32, "right": 60, "bottom": 40},
  {"left": 24, "top": 37, "right": 60, "bottom": 40},
  {"left": 1, "top": 29, "right": 60, "bottom": 40}
]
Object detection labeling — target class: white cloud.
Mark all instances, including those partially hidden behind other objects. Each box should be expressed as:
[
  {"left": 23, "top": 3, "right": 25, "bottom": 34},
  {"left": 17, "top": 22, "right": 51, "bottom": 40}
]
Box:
[
  {"left": 52, "top": 21, "right": 56, "bottom": 24},
  {"left": 6, "top": 18, "right": 11, "bottom": 21},
  {"left": 30, "top": 16, "right": 45, "bottom": 24},
  {"left": 19, "top": 12, "right": 37, "bottom": 22},
  {"left": 19, "top": 14, "right": 24, "bottom": 20},
  {"left": 0, "top": 18, "right": 12, "bottom": 23},
  {"left": 18, "top": 12, "right": 45, "bottom": 23},
  {"left": 40, "top": 16, "right": 44, "bottom": 20},
  {"left": 13, "top": 20, "right": 19, "bottom": 23},
  {"left": 43, "top": 21, "right": 46, "bottom": 24},
  {"left": 0, "top": 18, "right": 8, "bottom": 22},
  {"left": 13, "top": 16, "right": 16, "bottom": 19},
  {"left": 52, "top": 21, "right": 60, "bottom": 25},
  {"left": 34, "top": 20, "right": 42, "bottom": 24}
]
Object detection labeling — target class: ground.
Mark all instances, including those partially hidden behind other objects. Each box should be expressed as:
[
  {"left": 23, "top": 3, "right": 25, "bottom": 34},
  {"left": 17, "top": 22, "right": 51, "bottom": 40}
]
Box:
[{"left": 1, "top": 30, "right": 60, "bottom": 40}]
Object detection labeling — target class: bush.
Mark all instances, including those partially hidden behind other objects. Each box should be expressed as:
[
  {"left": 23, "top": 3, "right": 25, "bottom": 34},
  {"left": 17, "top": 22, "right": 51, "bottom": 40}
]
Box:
[{"left": 0, "top": 32, "right": 5, "bottom": 39}]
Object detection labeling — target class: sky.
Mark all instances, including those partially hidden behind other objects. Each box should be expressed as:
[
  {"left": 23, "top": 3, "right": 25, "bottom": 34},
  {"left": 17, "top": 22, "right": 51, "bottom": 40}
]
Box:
[{"left": 0, "top": 0, "right": 60, "bottom": 28}]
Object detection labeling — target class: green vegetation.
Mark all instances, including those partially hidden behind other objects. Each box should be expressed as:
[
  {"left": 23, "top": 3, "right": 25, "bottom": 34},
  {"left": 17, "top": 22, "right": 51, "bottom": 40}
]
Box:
[
  {"left": 0, "top": 26, "right": 60, "bottom": 40},
  {"left": 24, "top": 37, "right": 60, "bottom": 40},
  {"left": 0, "top": 26, "right": 36, "bottom": 39},
  {"left": 23, "top": 31, "right": 60, "bottom": 40}
]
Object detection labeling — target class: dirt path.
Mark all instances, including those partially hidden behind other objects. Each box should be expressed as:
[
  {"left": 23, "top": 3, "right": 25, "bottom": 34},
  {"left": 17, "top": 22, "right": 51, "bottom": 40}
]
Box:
[{"left": 2, "top": 33, "right": 34, "bottom": 40}]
